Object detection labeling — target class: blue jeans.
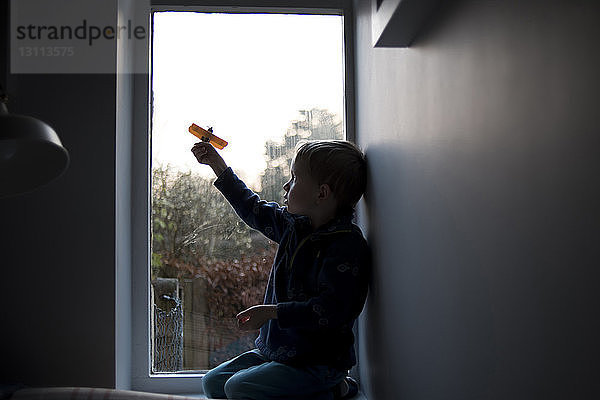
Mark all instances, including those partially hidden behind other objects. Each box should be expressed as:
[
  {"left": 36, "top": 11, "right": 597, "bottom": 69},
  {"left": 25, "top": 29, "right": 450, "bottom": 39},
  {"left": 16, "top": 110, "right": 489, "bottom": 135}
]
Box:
[{"left": 202, "top": 349, "right": 346, "bottom": 400}]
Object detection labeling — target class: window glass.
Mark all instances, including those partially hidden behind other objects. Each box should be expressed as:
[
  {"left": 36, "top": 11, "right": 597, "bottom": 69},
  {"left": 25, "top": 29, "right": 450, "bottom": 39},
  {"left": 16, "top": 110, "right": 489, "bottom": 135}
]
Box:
[{"left": 151, "top": 11, "right": 345, "bottom": 372}]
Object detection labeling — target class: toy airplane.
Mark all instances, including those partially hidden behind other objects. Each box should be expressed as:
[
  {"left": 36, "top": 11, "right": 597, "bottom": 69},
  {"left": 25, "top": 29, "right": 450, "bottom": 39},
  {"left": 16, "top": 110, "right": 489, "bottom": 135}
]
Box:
[{"left": 188, "top": 123, "right": 228, "bottom": 150}]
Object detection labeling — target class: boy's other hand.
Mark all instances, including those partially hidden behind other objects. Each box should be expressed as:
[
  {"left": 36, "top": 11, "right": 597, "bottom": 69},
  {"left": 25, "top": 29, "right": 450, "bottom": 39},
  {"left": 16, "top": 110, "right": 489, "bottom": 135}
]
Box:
[
  {"left": 236, "top": 305, "right": 278, "bottom": 331},
  {"left": 191, "top": 142, "right": 228, "bottom": 177}
]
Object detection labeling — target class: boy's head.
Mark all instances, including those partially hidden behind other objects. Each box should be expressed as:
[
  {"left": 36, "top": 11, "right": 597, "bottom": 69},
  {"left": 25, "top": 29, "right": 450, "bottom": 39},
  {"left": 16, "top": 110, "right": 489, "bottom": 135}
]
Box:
[{"left": 284, "top": 140, "right": 367, "bottom": 218}]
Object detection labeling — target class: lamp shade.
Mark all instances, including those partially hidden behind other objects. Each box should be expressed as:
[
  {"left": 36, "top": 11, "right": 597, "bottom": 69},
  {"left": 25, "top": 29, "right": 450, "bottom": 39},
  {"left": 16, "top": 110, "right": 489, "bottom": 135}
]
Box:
[{"left": 0, "top": 103, "right": 70, "bottom": 198}]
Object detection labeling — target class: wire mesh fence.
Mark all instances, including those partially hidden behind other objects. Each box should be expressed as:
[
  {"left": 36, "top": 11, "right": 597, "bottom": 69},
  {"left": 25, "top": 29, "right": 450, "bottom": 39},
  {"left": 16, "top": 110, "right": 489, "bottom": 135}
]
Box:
[{"left": 153, "top": 295, "right": 183, "bottom": 372}]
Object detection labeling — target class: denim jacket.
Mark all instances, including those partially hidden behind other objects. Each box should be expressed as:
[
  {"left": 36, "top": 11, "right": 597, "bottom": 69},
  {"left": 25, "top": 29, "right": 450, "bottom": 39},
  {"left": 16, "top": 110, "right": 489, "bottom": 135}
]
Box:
[{"left": 214, "top": 167, "right": 370, "bottom": 370}]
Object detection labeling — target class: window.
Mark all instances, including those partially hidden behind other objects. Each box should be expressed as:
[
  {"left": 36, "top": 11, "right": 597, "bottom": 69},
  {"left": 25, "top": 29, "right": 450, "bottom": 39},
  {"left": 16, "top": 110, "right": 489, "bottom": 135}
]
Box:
[{"left": 130, "top": 4, "right": 354, "bottom": 393}]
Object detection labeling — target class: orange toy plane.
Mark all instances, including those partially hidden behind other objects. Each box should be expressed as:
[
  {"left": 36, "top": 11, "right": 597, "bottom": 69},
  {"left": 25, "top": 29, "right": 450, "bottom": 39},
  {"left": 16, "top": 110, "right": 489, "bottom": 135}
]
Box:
[{"left": 188, "top": 123, "right": 228, "bottom": 150}]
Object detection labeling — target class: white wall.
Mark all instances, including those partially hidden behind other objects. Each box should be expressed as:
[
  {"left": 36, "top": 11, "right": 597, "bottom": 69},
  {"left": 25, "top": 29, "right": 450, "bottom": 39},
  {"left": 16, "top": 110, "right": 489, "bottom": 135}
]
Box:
[
  {"left": 0, "top": 1, "right": 118, "bottom": 388},
  {"left": 0, "top": 74, "right": 118, "bottom": 387},
  {"left": 354, "top": 0, "right": 600, "bottom": 398}
]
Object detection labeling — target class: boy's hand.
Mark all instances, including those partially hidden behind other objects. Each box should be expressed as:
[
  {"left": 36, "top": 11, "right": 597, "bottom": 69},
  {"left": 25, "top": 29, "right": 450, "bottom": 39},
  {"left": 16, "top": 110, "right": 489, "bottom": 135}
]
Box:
[
  {"left": 236, "top": 305, "right": 278, "bottom": 331},
  {"left": 191, "top": 142, "right": 228, "bottom": 177}
]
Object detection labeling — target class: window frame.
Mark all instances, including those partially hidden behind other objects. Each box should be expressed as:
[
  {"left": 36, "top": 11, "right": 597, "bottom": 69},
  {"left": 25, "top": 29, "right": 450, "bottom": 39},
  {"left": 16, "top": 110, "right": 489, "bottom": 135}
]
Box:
[{"left": 129, "top": 2, "right": 356, "bottom": 394}]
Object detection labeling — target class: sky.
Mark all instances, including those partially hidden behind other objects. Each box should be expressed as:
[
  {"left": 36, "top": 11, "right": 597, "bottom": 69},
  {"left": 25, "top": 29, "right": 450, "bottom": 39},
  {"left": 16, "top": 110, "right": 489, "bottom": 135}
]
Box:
[{"left": 151, "top": 12, "right": 345, "bottom": 188}]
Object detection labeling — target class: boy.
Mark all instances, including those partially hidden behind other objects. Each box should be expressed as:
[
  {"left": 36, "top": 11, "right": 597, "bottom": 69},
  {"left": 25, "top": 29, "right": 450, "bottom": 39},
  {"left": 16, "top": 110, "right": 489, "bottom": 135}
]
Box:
[{"left": 191, "top": 139, "right": 370, "bottom": 400}]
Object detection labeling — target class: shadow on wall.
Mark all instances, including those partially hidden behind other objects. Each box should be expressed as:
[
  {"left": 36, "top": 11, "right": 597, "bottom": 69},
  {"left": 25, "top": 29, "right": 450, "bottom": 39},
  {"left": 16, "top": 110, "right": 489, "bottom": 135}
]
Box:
[{"left": 360, "top": 140, "right": 496, "bottom": 399}]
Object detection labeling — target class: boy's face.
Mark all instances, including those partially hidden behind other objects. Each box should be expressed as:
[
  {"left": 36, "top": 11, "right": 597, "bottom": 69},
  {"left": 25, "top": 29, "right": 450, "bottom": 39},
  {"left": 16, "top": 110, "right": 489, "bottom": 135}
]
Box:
[{"left": 283, "top": 158, "right": 319, "bottom": 216}]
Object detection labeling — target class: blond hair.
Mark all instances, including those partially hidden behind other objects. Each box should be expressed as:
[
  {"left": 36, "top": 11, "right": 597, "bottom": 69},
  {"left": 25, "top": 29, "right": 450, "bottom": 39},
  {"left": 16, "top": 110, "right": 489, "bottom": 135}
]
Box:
[{"left": 294, "top": 140, "right": 367, "bottom": 215}]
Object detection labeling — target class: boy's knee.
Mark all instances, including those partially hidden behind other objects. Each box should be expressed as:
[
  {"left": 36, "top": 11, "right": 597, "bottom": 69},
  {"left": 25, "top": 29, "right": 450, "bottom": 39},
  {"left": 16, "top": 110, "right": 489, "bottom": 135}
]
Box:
[
  {"left": 224, "top": 373, "right": 259, "bottom": 400},
  {"left": 202, "top": 369, "right": 224, "bottom": 398}
]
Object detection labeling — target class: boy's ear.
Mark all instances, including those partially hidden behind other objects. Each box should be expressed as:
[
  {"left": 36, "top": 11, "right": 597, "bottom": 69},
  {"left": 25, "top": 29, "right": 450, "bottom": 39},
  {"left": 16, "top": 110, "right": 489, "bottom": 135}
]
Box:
[{"left": 317, "top": 183, "right": 332, "bottom": 202}]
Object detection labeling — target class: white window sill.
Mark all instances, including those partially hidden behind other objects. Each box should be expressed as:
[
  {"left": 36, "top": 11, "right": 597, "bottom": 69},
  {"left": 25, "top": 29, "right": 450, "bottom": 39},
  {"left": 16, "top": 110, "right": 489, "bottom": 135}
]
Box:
[{"left": 182, "top": 391, "right": 367, "bottom": 399}]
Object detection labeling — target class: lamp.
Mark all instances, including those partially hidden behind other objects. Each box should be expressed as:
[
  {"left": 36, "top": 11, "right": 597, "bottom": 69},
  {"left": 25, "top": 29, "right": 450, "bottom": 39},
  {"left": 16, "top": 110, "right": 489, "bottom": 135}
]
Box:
[{"left": 0, "top": 85, "right": 69, "bottom": 198}]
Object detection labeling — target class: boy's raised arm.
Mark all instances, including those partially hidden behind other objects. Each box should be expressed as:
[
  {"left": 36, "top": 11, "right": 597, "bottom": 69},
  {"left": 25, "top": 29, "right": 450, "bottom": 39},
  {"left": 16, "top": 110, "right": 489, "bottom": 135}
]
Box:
[
  {"left": 191, "top": 141, "right": 288, "bottom": 243},
  {"left": 191, "top": 141, "right": 228, "bottom": 177}
]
